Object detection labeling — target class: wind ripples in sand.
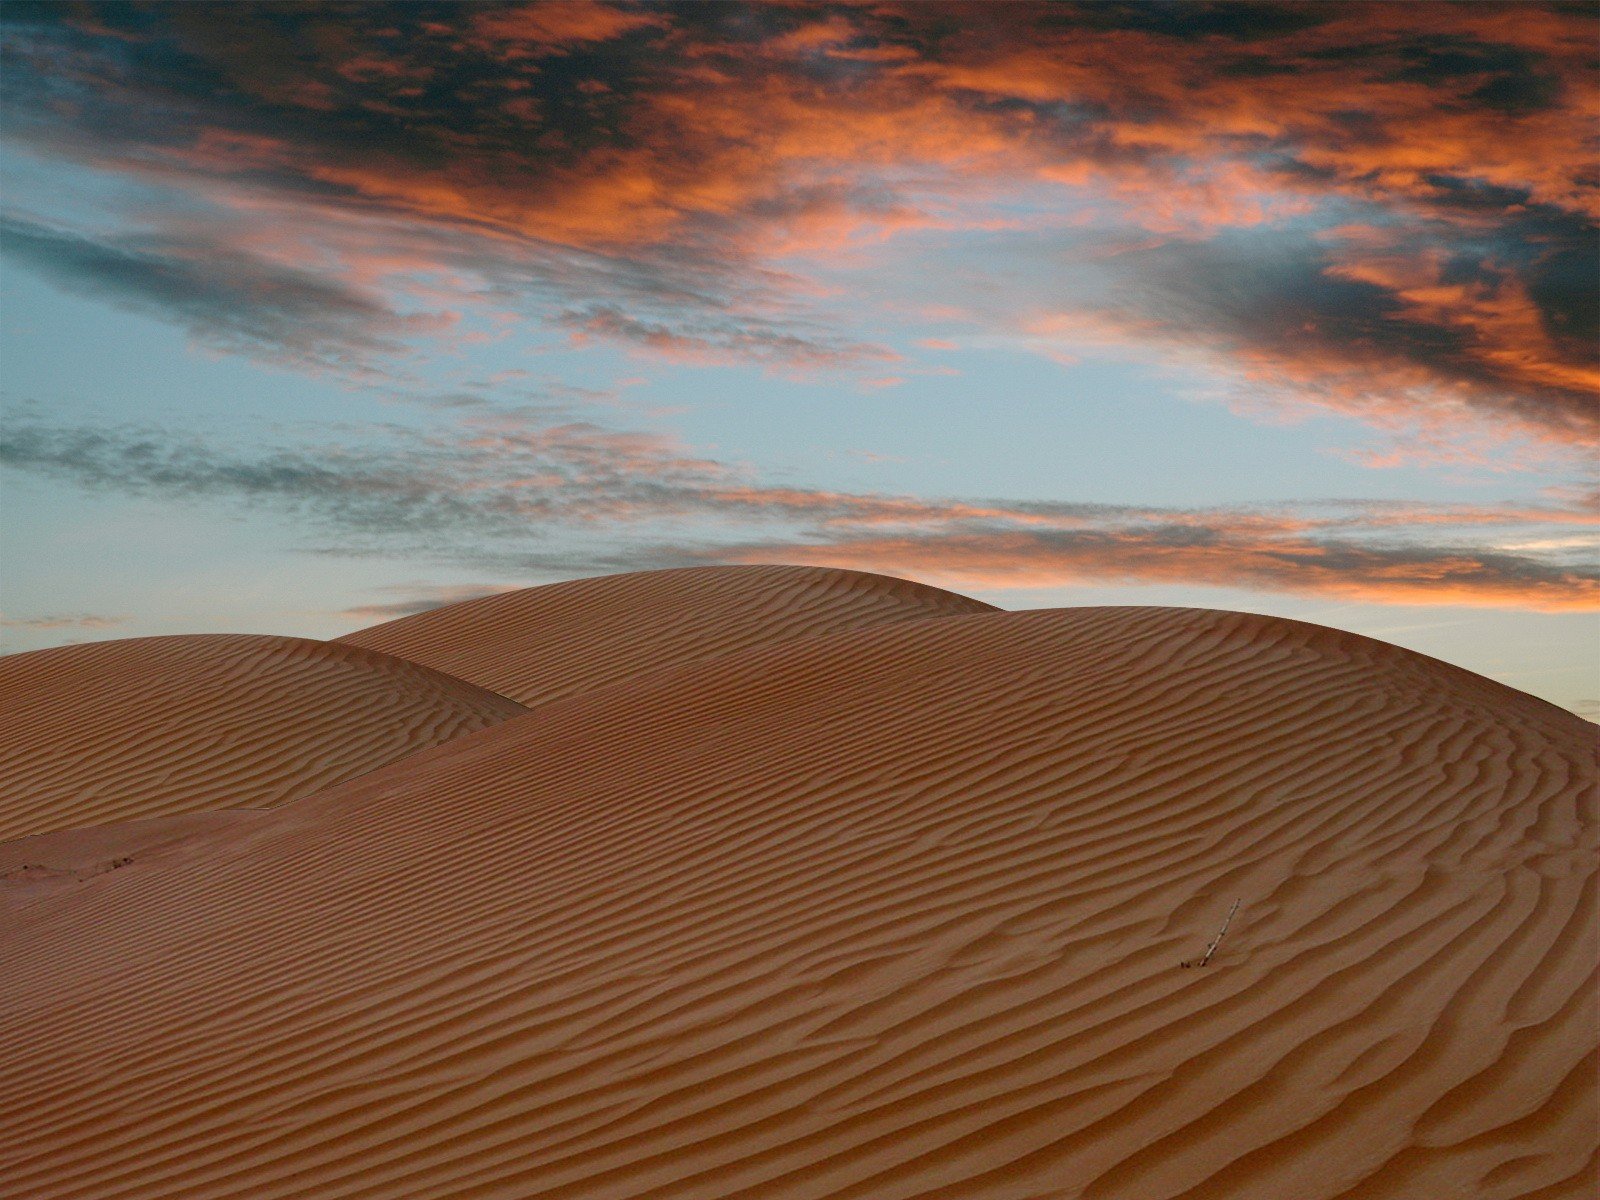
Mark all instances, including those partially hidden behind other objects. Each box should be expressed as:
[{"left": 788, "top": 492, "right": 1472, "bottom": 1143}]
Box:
[
  {"left": 0, "top": 572, "right": 1592, "bottom": 1199},
  {"left": 0, "top": 634, "right": 526, "bottom": 840}
]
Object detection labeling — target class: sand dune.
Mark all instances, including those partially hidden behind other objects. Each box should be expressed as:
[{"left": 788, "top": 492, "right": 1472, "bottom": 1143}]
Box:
[
  {"left": 336, "top": 564, "right": 997, "bottom": 705},
  {"left": 2, "top": 589, "right": 1592, "bottom": 1199},
  {"left": 1, "top": 566, "right": 973, "bottom": 842},
  {"left": 0, "top": 634, "right": 524, "bottom": 841}
]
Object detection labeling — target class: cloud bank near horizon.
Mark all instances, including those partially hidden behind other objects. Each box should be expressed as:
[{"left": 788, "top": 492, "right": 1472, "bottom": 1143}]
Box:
[{"left": 5, "top": 408, "right": 1595, "bottom": 612}]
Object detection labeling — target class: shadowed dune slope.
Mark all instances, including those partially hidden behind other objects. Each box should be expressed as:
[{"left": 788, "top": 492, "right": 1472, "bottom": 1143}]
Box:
[
  {"left": 1, "top": 606, "right": 1595, "bottom": 1199},
  {"left": 0, "top": 634, "right": 525, "bottom": 842},
  {"left": 335, "top": 564, "right": 997, "bottom": 705}
]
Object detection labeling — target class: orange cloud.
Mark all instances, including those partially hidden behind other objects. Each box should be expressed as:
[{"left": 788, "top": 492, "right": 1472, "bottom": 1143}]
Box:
[
  {"left": 466, "top": 1, "right": 668, "bottom": 53},
  {"left": 737, "top": 529, "right": 1600, "bottom": 612},
  {"left": 10, "top": 407, "right": 1595, "bottom": 614},
  {"left": 4, "top": 2, "right": 1593, "bottom": 434}
]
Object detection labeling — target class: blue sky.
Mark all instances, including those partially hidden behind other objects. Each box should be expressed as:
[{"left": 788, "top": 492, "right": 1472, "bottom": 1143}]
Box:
[{"left": 1, "top": 2, "right": 1595, "bottom": 715}]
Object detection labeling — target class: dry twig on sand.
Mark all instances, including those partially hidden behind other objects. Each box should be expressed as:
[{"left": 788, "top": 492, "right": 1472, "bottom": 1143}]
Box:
[{"left": 1182, "top": 898, "right": 1241, "bottom": 968}]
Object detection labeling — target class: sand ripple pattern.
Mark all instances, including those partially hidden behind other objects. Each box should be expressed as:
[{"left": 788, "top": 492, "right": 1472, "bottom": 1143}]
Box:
[
  {"left": 1, "top": 603, "right": 1594, "bottom": 1198},
  {"left": 336, "top": 564, "right": 997, "bottom": 706},
  {"left": 0, "top": 634, "right": 525, "bottom": 841}
]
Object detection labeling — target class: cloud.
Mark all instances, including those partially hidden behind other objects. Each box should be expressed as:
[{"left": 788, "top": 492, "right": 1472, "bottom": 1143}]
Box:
[
  {"left": 728, "top": 527, "right": 1599, "bottom": 612},
  {"left": 333, "top": 582, "right": 522, "bottom": 622},
  {"left": 465, "top": 1, "right": 668, "bottom": 53},
  {"left": 556, "top": 304, "right": 897, "bottom": 371},
  {"left": 0, "top": 408, "right": 736, "bottom": 541},
  {"left": 4, "top": 410, "right": 1595, "bottom": 612},
  {"left": 0, "top": 214, "right": 451, "bottom": 370},
  {"left": 0, "top": 2, "right": 1591, "bottom": 441},
  {"left": 1018, "top": 219, "right": 1599, "bottom": 450},
  {"left": 0, "top": 612, "right": 127, "bottom": 631}
]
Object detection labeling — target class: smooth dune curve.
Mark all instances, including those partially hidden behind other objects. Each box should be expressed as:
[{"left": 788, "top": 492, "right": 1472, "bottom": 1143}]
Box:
[
  {"left": 335, "top": 564, "right": 997, "bottom": 705},
  {"left": 0, "top": 634, "right": 525, "bottom": 842},
  {"left": 1, "top": 605, "right": 1594, "bottom": 1199}
]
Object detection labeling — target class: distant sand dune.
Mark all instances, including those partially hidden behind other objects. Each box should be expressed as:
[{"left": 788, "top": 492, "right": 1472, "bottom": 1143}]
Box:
[
  {"left": 0, "top": 634, "right": 525, "bottom": 841},
  {"left": 2, "top": 591, "right": 1592, "bottom": 1199},
  {"left": 336, "top": 564, "right": 998, "bottom": 705}
]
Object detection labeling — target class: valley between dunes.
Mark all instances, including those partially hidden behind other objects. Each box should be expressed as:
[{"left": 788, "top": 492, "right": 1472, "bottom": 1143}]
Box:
[{"left": 1, "top": 565, "right": 1594, "bottom": 1199}]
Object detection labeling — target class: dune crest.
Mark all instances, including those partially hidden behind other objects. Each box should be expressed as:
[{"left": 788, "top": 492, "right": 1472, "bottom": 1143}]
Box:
[
  {"left": 336, "top": 564, "right": 997, "bottom": 705},
  {"left": 0, "top": 633, "right": 525, "bottom": 842},
  {"left": 2, "top": 598, "right": 1592, "bottom": 1198}
]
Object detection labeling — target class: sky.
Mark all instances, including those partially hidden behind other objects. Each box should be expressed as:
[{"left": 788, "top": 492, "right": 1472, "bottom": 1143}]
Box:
[{"left": 0, "top": 0, "right": 1596, "bottom": 717}]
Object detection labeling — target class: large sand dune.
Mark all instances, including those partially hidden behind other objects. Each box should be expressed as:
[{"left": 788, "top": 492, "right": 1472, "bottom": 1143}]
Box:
[
  {"left": 336, "top": 564, "right": 997, "bottom": 704},
  {"left": 0, "top": 634, "right": 525, "bottom": 841},
  {"left": 1, "top": 578, "right": 1594, "bottom": 1198}
]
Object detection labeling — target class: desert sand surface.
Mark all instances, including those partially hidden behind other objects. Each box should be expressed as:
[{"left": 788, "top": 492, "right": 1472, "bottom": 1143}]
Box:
[
  {"left": 0, "top": 634, "right": 525, "bottom": 841},
  {"left": 1, "top": 570, "right": 1594, "bottom": 1199},
  {"left": 336, "top": 564, "right": 998, "bottom": 705}
]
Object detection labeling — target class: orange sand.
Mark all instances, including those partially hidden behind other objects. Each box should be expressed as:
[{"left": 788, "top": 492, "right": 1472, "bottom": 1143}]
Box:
[
  {"left": 336, "top": 564, "right": 997, "bottom": 705},
  {"left": 0, "top": 634, "right": 525, "bottom": 842},
  {"left": 1, "top": 569, "right": 1594, "bottom": 1198}
]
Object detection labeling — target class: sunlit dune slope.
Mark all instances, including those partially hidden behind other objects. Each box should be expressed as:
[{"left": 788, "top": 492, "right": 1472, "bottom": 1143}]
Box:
[
  {"left": 2, "top": 605, "right": 1594, "bottom": 1199},
  {"left": 0, "top": 634, "right": 525, "bottom": 842},
  {"left": 335, "top": 563, "right": 997, "bottom": 705}
]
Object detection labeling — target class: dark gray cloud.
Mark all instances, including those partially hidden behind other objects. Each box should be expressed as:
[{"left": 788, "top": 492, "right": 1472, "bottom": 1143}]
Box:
[
  {"left": 0, "top": 214, "right": 445, "bottom": 370},
  {"left": 1144, "top": 227, "right": 1596, "bottom": 438},
  {"left": 0, "top": 1, "right": 1591, "bottom": 429},
  {"left": 988, "top": 216, "right": 1599, "bottom": 449},
  {"left": 0, "top": 420, "right": 548, "bottom": 539}
]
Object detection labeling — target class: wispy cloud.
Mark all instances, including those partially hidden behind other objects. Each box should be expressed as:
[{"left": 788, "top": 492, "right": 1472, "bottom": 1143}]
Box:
[
  {"left": 332, "top": 582, "right": 524, "bottom": 623},
  {"left": 555, "top": 304, "right": 897, "bottom": 372},
  {"left": 0, "top": 612, "right": 126, "bottom": 631},
  {"left": 0, "top": 214, "right": 454, "bottom": 371},
  {"left": 4, "top": 409, "right": 1595, "bottom": 611},
  {"left": 731, "top": 527, "right": 1599, "bottom": 612}
]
